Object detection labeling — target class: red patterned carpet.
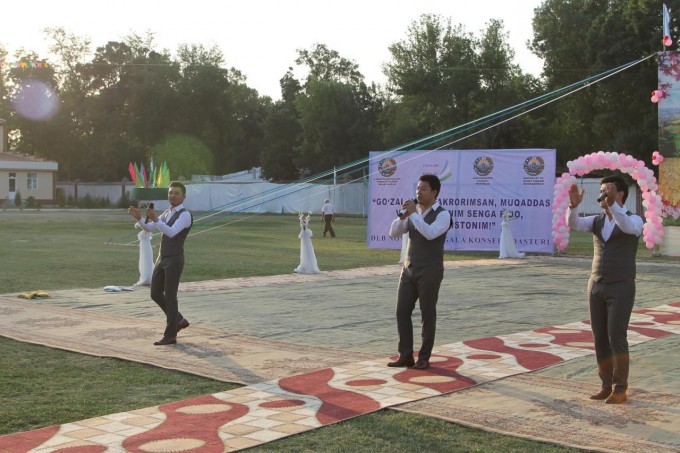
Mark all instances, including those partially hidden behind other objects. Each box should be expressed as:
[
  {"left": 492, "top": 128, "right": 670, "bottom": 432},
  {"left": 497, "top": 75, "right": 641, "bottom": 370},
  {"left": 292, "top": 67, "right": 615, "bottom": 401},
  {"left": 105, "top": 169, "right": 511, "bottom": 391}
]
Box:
[{"left": 2, "top": 301, "right": 679, "bottom": 452}]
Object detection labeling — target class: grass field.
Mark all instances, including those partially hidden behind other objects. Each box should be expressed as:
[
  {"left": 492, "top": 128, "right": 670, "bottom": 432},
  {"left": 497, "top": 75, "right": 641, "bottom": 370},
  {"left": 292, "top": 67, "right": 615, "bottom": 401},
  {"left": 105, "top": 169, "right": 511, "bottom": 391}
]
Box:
[
  {"left": 2, "top": 209, "right": 676, "bottom": 451},
  {"left": 4, "top": 208, "right": 674, "bottom": 294}
]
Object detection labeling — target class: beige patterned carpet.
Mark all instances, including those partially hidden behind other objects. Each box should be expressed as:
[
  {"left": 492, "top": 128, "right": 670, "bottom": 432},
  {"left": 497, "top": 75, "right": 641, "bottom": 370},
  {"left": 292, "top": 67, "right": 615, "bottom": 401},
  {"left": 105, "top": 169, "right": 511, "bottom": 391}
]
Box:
[
  {"left": 0, "top": 296, "right": 380, "bottom": 384},
  {"left": 397, "top": 374, "right": 680, "bottom": 453},
  {"left": 2, "top": 258, "right": 680, "bottom": 452}
]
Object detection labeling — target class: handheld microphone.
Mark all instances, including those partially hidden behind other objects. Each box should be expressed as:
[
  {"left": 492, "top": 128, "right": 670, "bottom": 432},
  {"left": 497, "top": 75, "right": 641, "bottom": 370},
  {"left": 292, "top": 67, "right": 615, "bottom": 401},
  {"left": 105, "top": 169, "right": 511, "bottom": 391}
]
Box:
[
  {"left": 144, "top": 202, "right": 154, "bottom": 223},
  {"left": 398, "top": 199, "right": 418, "bottom": 219},
  {"left": 596, "top": 192, "right": 607, "bottom": 203}
]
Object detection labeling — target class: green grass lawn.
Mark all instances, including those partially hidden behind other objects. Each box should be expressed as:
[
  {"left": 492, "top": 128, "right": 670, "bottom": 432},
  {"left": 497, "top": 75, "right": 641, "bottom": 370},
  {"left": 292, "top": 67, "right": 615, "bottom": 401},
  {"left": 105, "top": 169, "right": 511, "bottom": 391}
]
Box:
[
  {"left": 5, "top": 208, "right": 673, "bottom": 294},
  {"left": 2, "top": 209, "right": 675, "bottom": 451}
]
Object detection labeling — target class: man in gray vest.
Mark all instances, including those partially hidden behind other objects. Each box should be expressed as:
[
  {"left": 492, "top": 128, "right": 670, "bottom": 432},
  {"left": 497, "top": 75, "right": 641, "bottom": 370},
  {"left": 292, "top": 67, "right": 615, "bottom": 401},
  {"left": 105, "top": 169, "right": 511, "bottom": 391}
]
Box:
[
  {"left": 128, "top": 181, "right": 193, "bottom": 346},
  {"left": 568, "top": 174, "right": 643, "bottom": 404},
  {"left": 387, "top": 174, "right": 452, "bottom": 370}
]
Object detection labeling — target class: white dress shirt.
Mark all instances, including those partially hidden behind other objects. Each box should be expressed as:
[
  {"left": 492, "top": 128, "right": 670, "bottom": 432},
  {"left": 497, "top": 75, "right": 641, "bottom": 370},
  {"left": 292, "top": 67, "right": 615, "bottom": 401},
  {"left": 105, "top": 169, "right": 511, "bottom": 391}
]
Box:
[
  {"left": 389, "top": 202, "right": 451, "bottom": 240},
  {"left": 567, "top": 203, "right": 643, "bottom": 240},
  {"left": 137, "top": 203, "right": 192, "bottom": 238}
]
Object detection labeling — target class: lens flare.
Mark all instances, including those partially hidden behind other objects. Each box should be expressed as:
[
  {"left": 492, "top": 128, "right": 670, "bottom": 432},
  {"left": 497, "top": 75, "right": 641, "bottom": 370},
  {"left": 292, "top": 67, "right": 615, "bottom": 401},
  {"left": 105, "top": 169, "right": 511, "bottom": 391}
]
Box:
[{"left": 11, "top": 79, "right": 60, "bottom": 121}]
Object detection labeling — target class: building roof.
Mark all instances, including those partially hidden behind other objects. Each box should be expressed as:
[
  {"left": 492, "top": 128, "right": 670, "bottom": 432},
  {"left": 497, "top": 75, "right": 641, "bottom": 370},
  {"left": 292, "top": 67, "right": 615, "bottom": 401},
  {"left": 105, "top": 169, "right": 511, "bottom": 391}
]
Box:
[{"left": 0, "top": 152, "right": 58, "bottom": 171}]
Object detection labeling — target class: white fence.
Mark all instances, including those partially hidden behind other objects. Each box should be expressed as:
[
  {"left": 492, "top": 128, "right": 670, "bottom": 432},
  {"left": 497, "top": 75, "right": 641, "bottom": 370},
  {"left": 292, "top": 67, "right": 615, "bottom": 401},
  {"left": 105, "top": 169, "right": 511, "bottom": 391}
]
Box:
[
  {"left": 56, "top": 181, "right": 369, "bottom": 215},
  {"left": 56, "top": 177, "right": 641, "bottom": 216}
]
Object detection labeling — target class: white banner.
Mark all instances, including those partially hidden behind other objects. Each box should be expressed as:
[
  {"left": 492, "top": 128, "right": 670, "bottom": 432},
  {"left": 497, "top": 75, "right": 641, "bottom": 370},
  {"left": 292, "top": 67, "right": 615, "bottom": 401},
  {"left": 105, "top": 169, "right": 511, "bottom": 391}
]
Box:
[{"left": 367, "top": 149, "right": 556, "bottom": 253}]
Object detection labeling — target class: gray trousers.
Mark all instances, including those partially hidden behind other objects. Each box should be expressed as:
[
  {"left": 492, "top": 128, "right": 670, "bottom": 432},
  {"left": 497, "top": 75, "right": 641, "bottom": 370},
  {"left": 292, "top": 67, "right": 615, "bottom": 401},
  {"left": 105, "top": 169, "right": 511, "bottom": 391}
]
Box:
[
  {"left": 323, "top": 215, "right": 335, "bottom": 237},
  {"left": 396, "top": 264, "right": 444, "bottom": 361},
  {"left": 151, "top": 255, "right": 185, "bottom": 338},
  {"left": 588, "top": 279, "right": 635, "bottom": 393}
]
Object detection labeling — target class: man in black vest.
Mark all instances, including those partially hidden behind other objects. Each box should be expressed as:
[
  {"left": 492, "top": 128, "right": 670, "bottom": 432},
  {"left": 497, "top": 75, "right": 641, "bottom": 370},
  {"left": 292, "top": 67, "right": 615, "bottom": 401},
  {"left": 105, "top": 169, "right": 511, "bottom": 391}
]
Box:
[
  {"left": 387, "top": 174, "right": 451, "bottom": 370},
  {"left": 568, "top": 175, "right": 643, "bottom": 404},
  {"left": 128, "top": 181, "right": 193, "bottom": 346}
]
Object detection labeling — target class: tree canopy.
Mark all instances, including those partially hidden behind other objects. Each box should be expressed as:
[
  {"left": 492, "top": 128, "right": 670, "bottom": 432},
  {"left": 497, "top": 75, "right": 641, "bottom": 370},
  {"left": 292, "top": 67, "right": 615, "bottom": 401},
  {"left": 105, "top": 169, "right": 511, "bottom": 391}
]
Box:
[{"left": 0, "top": 3, "right": 674, "bottom": 182}]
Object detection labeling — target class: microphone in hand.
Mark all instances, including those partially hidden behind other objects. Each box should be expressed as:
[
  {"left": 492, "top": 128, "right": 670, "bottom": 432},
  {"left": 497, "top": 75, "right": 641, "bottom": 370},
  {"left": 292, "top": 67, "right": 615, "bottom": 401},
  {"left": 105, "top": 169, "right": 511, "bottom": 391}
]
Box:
[
  {"left": 398, "top": 199, "right": 418, "bottom": 219},
  {"left": 144, "top": 202, "right": 155, "bottom": 223},
  {"left": 596, "top": 192, "right": 607, "bottom": 203}
]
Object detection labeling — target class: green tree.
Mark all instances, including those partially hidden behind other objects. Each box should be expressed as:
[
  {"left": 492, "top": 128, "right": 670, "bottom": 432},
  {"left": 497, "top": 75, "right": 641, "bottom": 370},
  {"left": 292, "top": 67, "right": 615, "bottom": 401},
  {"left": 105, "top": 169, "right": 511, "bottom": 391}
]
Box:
[
  {"left": 0, "top": 44, "right": 9, "bottom": 128},
  {"left": 260, "top": 69, "right": 301, "bottom": 181},
  {"left": 292, "top": 44, "right": 382, "bottom": 176},
  {"left": 384, "top": 14, "right": 480, "bottom": 142},
  {"left": 151, "top": 134, "right": 214, "bottom": 179},
  {"left": 176, "top": 43, "right": 266, "bottom": 175},
  {"left": 75, "top": 34, "right": 182, "bottom": 180},
  {"left": 469, "top": 19, "right": 545, "bottom": 150},
  {"left": 530, "top": 0, "right": 666, "bottom": 167}
]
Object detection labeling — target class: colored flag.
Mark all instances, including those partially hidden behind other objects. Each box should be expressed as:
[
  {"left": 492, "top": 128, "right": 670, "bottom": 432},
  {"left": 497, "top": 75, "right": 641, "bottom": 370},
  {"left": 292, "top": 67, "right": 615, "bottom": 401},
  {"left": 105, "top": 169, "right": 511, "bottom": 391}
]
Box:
[
  {"left": 664, "top": 4, "right": 673, "bottom": 46},
  {"left": 128, "top": 162, "right": 136, "bottom": 185},
  {"left": 149, "top": 157, "right": 156, "bottom": 187},
  {"left": 134, "top": 163, "right": 144, "bottom": 188},
  {"left": 141, "top": 165, "right": 148, "bottom": 188},
  {"left": 160, "top": 162, "right": 171, "bottom": 187}
]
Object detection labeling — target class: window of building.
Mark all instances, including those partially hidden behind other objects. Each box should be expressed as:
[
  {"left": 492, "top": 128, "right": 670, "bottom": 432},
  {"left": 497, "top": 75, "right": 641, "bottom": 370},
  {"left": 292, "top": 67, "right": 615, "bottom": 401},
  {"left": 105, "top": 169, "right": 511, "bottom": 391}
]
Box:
[{"left": 27, "top": 173, "right": 37, "bottom": 190}]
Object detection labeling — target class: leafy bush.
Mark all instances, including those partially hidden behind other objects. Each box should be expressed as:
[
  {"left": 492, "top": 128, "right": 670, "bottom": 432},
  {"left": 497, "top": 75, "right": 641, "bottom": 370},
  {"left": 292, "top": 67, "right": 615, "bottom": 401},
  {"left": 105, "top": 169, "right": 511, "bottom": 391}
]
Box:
[
  {"left": 75, "top": 194, "right": 112, "bottom": 208},
  {"left": 14, "top": 192, "right": 21, "bottom": 207},
  {"left": 117, "top": 191, "right": 131, "bottom": 208}
]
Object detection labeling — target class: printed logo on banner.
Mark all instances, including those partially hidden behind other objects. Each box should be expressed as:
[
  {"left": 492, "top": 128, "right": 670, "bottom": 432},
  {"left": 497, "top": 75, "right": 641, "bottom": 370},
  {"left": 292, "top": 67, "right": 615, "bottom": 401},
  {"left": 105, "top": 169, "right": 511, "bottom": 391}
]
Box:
[
  {"left": 523, "top": 156, "right": 545, "bottom": 176},
  {"left": 522, "top": 155, "right": 547, "bottom": 186},
  {"left": 473, "top": 156, "right": 494, "bottom": 176},
  {"left": 378, "top": 158, "right": 398, "bottom": 177}
]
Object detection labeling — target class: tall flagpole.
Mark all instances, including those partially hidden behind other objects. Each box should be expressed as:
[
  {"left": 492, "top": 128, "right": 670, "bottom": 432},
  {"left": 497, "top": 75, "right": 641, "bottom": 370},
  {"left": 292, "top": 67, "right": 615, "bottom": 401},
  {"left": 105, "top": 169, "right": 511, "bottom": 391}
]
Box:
[{"left": 663, "top": 3, "right": 673, "bottom": 49}]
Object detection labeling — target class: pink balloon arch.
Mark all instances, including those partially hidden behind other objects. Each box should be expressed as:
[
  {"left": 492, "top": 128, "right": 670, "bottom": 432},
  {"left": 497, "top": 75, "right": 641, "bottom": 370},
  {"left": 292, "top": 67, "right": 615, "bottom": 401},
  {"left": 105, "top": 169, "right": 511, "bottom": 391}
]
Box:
[{"left": 551, "top": 151, "right": 663, "bottom": 251}]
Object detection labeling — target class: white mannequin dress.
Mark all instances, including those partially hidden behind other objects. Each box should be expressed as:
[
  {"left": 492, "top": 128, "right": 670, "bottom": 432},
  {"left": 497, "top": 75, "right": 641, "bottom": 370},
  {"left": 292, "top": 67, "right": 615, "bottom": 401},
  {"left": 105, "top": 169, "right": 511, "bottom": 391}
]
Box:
[
  {"left": 136, "top": 228, "right": 154, "bottom": 285},
  {"left": 499, "top": 210, "right": 525, "bottom": 259},
  {"left": 294, "top": 215, "right": 321, "bottom": 274}
]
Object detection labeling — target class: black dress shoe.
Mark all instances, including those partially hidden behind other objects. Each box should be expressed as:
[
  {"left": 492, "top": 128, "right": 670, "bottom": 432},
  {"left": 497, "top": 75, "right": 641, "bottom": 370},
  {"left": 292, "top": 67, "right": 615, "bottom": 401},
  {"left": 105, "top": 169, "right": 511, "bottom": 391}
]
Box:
[
  {"left": 605, "top": 391, "right": 627, "bottom": 404},
  {"left": 154, "top": 337, "right": 177, "bottom": 346},
  {"left": 589, "top": 388, "right": 612, "bottom": 400},
  {"left": 387, "top": 355, "right": 415, "bottom": 367},
  {"left": 413, "top": 359, "right": 429, "bottom": 370},
  {"left": 178, "top": 319, "right": 190, "bottom": 331}
]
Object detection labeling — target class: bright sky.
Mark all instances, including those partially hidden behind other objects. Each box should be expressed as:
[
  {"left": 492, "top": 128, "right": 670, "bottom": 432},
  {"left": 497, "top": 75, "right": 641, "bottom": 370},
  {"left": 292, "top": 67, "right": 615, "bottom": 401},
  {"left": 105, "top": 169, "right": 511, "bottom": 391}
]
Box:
[{"left": 1, "top": 0, "right": 545, "bottom": 100}]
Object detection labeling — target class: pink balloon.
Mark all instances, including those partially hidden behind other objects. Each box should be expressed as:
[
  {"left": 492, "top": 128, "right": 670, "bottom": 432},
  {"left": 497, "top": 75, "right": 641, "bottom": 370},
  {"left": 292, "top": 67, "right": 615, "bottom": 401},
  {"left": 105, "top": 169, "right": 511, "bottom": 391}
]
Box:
[{"left": 665, "top": 36, "right": 673, "bottom": 46}]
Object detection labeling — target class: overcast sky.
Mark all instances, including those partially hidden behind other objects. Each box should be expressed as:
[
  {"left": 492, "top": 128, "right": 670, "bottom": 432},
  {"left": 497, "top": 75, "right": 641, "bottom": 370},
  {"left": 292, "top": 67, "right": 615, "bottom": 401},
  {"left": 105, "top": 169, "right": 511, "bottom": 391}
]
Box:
[{"left": 1, "top": 0, "right": 545, "bottom": 99}]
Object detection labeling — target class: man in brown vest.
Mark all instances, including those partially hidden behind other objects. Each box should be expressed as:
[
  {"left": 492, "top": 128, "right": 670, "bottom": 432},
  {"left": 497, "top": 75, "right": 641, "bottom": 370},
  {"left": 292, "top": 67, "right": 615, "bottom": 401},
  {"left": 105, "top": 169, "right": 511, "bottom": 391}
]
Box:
[
  {"left": 387, "top": 174, "right": 452, "bottom": 370},
  {"left": 568, "top": 174, "right": 643, "bottom": 404},
  {"left": 128, "top": 181, "right": 193, "bottom": 346}
]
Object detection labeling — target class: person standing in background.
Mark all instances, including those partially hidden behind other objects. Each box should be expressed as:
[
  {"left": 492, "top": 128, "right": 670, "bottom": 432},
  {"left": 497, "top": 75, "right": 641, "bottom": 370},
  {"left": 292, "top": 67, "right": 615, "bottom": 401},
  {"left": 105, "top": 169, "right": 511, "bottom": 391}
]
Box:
[
  {"left": 128, "top": 181, "right": 193, "bottom": 346},
  {"left": 321, "top": 198, "right": 336, "bottom": 238}
]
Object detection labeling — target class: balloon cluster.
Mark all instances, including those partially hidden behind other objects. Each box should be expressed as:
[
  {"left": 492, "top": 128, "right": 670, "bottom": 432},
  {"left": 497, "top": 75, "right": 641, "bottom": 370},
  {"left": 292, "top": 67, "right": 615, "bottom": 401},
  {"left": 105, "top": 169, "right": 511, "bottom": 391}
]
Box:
[
  {"left": 651, "top": 89, "right": 665, "bottom": 103},
  {"left": 652, "top": 150, "right": 665, "bottom": 165},
  {"left": 551, "top": 173, "right": 577, "bottom": 251},
  {"left": 551, "top": 151, "right": 664, "bottom": 252}
]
